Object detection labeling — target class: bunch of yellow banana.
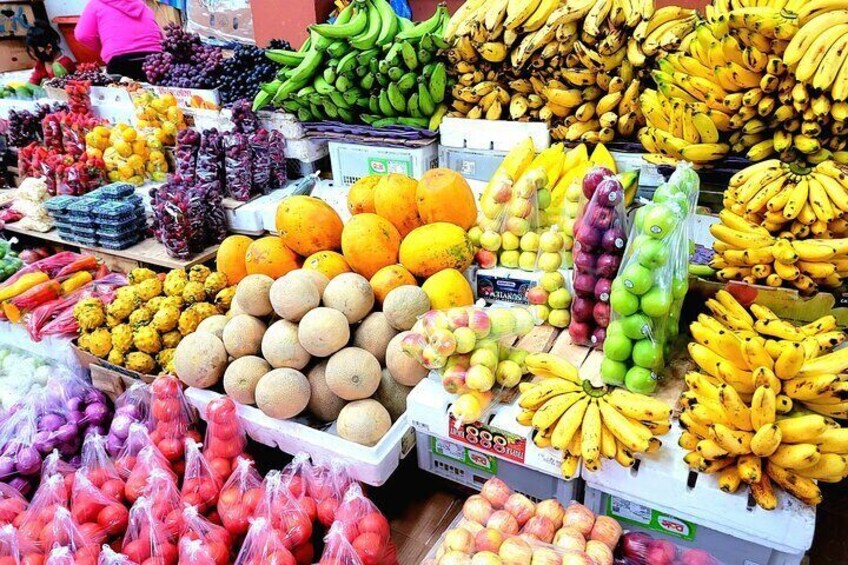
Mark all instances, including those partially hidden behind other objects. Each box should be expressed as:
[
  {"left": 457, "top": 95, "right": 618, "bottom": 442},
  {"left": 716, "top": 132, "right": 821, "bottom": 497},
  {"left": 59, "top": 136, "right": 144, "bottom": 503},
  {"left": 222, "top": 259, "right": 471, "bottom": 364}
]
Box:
[
  {"left": 708, "top": 206, "right": 848, "bottom": 293},
  {"left": 442, "top": 0, "right": 697, "bottom": 141},
  {"left": 787, "top": 0, "right": 848, "bottom": 102},
  {"left": 515, "top": 352, "right": 672, "bottom": 479},
  {"left": 721, "top": 159, "right": 848, "bottom": 239},
  {"left": 681, "top": 290, "right": 848, "bottom": 509}
]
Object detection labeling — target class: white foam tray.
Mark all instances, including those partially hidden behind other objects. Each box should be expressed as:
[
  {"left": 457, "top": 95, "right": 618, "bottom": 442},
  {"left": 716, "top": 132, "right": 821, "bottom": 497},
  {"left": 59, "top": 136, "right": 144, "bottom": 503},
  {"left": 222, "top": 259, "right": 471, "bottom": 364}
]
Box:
[{"left": 184, "top": 387, "right": 414, "bottom": 486}]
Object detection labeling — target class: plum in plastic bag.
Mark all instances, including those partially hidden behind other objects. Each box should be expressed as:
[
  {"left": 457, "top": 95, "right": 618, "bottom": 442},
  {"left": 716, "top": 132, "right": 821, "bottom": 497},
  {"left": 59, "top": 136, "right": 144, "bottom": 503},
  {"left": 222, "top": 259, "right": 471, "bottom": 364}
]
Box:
[
  {"left": 250, "top": 128, "right": 271, "bottom": 193},
  {"left": 223, "top": 133, "right": 252, "bottom": 201},
  {"left": 175, "top": 128, "right": 201, "bottom": 182}
]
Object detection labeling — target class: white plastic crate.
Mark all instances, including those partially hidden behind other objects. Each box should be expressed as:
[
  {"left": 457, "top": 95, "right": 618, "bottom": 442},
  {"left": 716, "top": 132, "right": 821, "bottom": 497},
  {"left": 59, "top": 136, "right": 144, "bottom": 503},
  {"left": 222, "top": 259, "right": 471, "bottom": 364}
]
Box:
[
  {"left": 416, "top": 431, "right": 581, "bottom": 503},
  {"left": 184, "top": 387, "right": 414, "bottom": 486},
  {"left": 225, "top": 199, "right": 266, "bottom": 235},
  {"left": 582, "top": 426, "right": 815, "bottom": 565},
  {"left": 438, "top": 145, "right": 507, "bottom": 183},
  {"left": 258, "top": 111, "right": 306, "bottom": 140},
  {"left": 439, "top": 117, "right": 550, "bottom": 151},
  {"left": 328, "top": 140, "right": 438, "bottom": 187},
  {"left": 285, "top": 138, "right": 328, "bottom": 162}
]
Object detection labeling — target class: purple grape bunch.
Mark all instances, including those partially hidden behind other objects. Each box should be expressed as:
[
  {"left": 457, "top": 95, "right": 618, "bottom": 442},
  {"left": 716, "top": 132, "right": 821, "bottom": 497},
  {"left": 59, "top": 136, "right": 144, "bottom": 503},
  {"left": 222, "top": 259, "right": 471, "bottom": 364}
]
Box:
[{"left": 142, "top": 24, "right": 223, "bottom": 89}]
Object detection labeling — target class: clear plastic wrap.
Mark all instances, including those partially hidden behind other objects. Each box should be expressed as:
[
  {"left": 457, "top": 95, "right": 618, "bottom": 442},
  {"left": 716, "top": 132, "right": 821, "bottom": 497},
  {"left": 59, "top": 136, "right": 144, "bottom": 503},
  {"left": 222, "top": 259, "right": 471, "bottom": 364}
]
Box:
[
  {"left": 124, "top": 445, "right": 175, "bottom": 504},
  {"left": 175, "top": 129, "right": 201, "bottom": 182},
  {"left": 74, "top": 434, "right": 123, "bottom": 499},
  {"left": 619, "top": 531, "right": 723, "bottom": 565},
  {"left": 569, "top": 168, "right": 629, "bottom": 347},
  {"left": 310, "top": 460, "right": 355, "bottom": 528},
  {"left": 107, "top": 384, "right": 152, "bottom": 459},
  {"left": 249, "top": 129, "right": 271, "bottom": 194},
  {"left": 195, "top": 129, "right": 223, "bottom": 186},
  {"left": 141, "top": 469, "right": 182, "bottom": 539},
  {"left": 280, "top": 453, "right": 317, "bottom": 524},
  {"left": 0, "top": 405, "right": 40, "bottom": 495},
  {"left": 218, "top": 457, "right": 263, "bottom": 537},
  {"left": 233, "top": 517, "right": 295, "bottom": 565},
  {"left": 316, "top": 522, "right": 359, "bottom": 565},
  {"left": 0, "top": 483, "right": 27, "bottom": 527},
  {"left": 334, "top": 484, "right": 397, "bottom": 565},
  {"left": 41, "top": 450, "right": 77, "bottom": 499},
  {"left": 121, "top": 496, "right": 177, "bottom": 565},
  {"left": 255, "top": 471, "right": 312, "bottom": 551},
  {"left": 69, "top": 473, "right": 128, "bottom": 545},
  {"left": 268, "top": 131, "right": 287, "bottom": 191},
  {"left": 40, "top": 504, "right": 100, "bottom": 564},
  {"left": 178, "top": 506, "right": 232, "bottom": 565},
  {"left": 97, "top": 546, "right": 133, "bottom": 565},
  {"left": 0, "top": 523, "right": 43, "bottom": 564},
  {"left": 223, "top": 133, "right": 252, "bottom": 201},
  {"left": 202, "top": 395, "right": 248, "bottom": 484},
  {"left": 149, "top": 376, "right": 199, "bottom": 477},
  {"left": 18, "top": 473, "right": 70, "bottom": 547},
  {"left": 601, "top": 163, "right": 699, "bottom": 394},
  {"left": 180, "top": 438, "right": 221, "bottom": 515}
]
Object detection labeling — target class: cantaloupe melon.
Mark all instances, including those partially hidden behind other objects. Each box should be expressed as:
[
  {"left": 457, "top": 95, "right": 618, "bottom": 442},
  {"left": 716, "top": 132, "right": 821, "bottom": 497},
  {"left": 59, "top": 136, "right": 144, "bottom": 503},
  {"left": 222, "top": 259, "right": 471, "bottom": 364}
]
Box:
[
  {"left": 255, "top": 368, "right": 311, "bottom": 419},
  {"left": 322, "top": 273, "right": 375, "bottom": 324},
  {"left": 386, "top": 331, "right": 428, "bottom": 386},
  {"left": 235, "top": 274, "right": 274, "bottom": 317},
  {"left": 303, "top": 251, "right": 351, "bottom": 281},
  {"left": 325, "top": 347, "right": 381, "bottom": 400},
  {"left": 383, "top": 285, "right": 430, "bottom": 330},
  {"left": 196, "top": 315, "right": 228, "bottom": 339},
  {"left": 223, "top": 355, "right": 270, "bottom": 405},
  {"left": 261, "top": 319, "right": 311, "bottom": 369},
  {"left": 369, "top": 265, "right": 416, "bottom": 304},
  {"left": 337, "top": 400, "right": 391, "bottom": 446},
  {"left": 298, "top": 307, "right": 350, "bottom": 357},
  {"left": 174, "top": 332, "right": 228, "bottom": 389},
  {"left": 270, "top": 271, "right": 320, "bottom": 322},
  {"left": 306, "top": 361, "right": 347, "bottom": 422},
  {"left": 421, "top": 268, "right": 474, "bottom": 309},
  {"left": 222, "top": 314, "right": 267, "bottom": 359},
  {"left": 298, "top": 269, "right": 329, "bottom": 296},
  {"left": 352, "top": 312, "right": 397, "bottom": 365},
  {"left": 373, "top": 368, "right": 412, "bottom": 422}
]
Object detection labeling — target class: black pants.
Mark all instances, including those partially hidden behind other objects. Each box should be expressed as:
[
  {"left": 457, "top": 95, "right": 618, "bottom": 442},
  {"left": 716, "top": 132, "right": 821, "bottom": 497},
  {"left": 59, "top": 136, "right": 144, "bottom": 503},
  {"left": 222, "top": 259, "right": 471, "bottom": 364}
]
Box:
[{"left": 106, "top": 52, "right": 158, "bottom": 81}]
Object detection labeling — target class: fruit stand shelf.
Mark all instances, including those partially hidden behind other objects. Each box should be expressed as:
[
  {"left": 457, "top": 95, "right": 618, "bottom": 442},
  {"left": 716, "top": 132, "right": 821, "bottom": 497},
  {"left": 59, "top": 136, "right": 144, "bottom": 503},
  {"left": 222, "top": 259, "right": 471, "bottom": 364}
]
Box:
[{"left": 1, "top": 223, "right": 219, "bottom": 269}]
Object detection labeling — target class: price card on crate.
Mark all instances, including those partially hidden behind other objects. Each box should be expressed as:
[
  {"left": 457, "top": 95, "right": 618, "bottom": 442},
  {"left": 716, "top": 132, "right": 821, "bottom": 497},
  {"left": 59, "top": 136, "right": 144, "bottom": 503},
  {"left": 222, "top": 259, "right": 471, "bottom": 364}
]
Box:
[
  {"left": 430, "top": 437, "right": 497, "bottom": 474},
  {"left": 606, "top": 496, "right": 697, "bottom": 542},
  {"left": 448, "top": 416, "right": 527, "bottom": 464}
]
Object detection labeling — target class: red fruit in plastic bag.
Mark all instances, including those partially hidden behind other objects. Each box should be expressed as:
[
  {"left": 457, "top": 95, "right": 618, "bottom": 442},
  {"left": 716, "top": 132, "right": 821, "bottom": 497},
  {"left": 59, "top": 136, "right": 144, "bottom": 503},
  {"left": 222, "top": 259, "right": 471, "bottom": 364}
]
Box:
[{"left": 218, "top": 458, "right": 262, "bottom": 537}]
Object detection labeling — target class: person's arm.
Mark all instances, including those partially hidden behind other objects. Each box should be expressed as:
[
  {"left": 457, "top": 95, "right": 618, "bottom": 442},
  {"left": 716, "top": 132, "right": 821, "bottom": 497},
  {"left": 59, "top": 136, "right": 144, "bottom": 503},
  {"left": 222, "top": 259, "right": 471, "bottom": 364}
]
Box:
[
  {"left": 74, "top": 3, "right": 101, "bottom": 52},
  {"left": 29, "top": 62, "right": 47, "bottom": 85}
]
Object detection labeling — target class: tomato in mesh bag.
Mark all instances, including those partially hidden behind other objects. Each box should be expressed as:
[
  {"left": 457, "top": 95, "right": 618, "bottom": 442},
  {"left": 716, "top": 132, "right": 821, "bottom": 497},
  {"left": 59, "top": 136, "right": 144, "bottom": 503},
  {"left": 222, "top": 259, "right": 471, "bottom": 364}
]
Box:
[
  {"left": 202, "top": 398, "right": 248, "bottom": 483},
  {"left": 149, "top": 376, "right": 199, "bottom": 476},
  {"left": 70, "top": 474, "right": 128, "bottom": 542},
  {"left": 317, "top": 522, "right": 362, "bottom": 565},
  {"left": 279, "top": 454, "right": 317, "bottom": 524},
  {"left": 106, "top": 384, "right": 152, "bottom": 458},
  {"left": 178, "top": 506, "right": 232, "bottom": 565},
  {"left": 180, "top": 439, "right": 221, "bottom": 515},
  {"left": 0, "top": 522, "right": 43, "bottom": 565},
  {"left": 334, "top": 484, "right": 396, "bottom": 565},
  {"left": 0, "top": 483, "right": 28, "bottom": 527},
  {"left": 121, "top": 497, "right": 177, "bottom": 565},
  {"left": 18, "top": 474, "right": 70, "bottom": 549},
  {"left": 255, "top": 471, "right": 312, "bottom": 551},
  {"left": 114, "top": 424, "right": 155, "bottom": 480},
  {"left": 310, "top": 461, "right": 355, "bottom": 528},
  {"left": 75, "top": 435, "right": 124, "bottom": 505},
  {"left": 233, "top": 517, "right": 295, "bottom": 565},
  {"left": 140, "top": 470, "right": 181, "bottom": 540},
  {"left": 124, "top": 446, "right": 175, "bottom": 505},
  {"left": 217, "top": 457, "right": 262, "bottom": 537}
]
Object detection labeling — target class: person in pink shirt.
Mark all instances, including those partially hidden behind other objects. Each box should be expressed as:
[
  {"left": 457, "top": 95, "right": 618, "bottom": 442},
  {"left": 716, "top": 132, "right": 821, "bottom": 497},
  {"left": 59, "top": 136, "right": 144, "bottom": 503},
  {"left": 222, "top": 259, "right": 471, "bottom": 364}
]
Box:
[{"left": 74, "top": 0, "right": 162, "bottom": 80}]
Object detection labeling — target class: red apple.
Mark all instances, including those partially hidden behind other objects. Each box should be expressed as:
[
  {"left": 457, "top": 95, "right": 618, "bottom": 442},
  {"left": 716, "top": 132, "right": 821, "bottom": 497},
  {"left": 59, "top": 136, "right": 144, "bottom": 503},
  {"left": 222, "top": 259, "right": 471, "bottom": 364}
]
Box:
[
  {"left": 480, "top": 478, "right": 511, "bottom": 509},
  {"left": 504, "top": 493, "right": 535, "bottom": 526}
]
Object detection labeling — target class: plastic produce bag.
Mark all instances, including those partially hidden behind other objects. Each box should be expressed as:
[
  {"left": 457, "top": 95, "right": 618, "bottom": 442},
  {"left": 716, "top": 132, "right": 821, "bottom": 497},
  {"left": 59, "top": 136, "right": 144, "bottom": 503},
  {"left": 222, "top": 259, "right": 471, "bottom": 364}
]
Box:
[
  {"left": 223, "top": 133, "right": 252, "bottom": 201},
  {"left": 149, "top": 376, "right": 199, "bottom": 476},
  {"left": 41, "top": 450, "right": 77, "bottom": 498},
  {"left": 141, "top": 469, "right": 182, "bottom": 539},
  {"left": 70, "top": 473, "right": 129, "bottom": 543},
  {"left": 124, "top": 445, "right": 175, "bottom": 504},
  {"left": 569, "top": 167, "right": 629, "bottom": 347},
  {"left": 202, "top": 396, "right": 248, "bottom": 483},
  {"left": 401, "top": 305, "right": 539, "bottom": 370},
  {"left": 98, "top": 546, "right": 134, "bottom": 565},
  {"left": 601, "top": 162, "right": 699, "bottom": 394},
  {"left": 196, "top": 129, "right": 223, "bottom": 185},
  {"left": 18, "top": 473, "right": 70, "bottom": 546},
  {"left": 114, "top": 423, "right": 154, "bottom": 480},
  {"left": 180, "top": 438, "right": 221, "bottom": 514},
  {"left": 233, "top": 517, "right": 295, "bottom": 565},
  {"left": 249, "top": 128, "right": 271, "bottom": 193},
  {"left": 0, "top": 405, "right": 40, "bottom": 495},
  {"left": 0, "top": 483, "right": 27, "bottom": 526},
  {"left": 217, "top": 457, "right": 262, "bottom": 537},
  {"left": 255, "top": 471, "right": 312, "bottom": 551},
  {"left": 121, "top": 497, "right": 177, "bottom": 565},
  {"left": 620, "top": 531, "right": 723, "bottom": 564},
  {"left": 268, "top": 130, "right": 287, "bottom": 191},
  {"left": 0, "top": 523, "right": 43, "bottom": 564},
  {"left": 178, "top": 506, "right": 232, "bottom": 565},
  {"left": 107, "top": 384, "right": 152, "bottom": 458},
  {"left": 316, "top": 522, "right": 360, "bottom": 565},
  {"left": 75, "top": 434, "right": 124, "bottom": 500},
  {"left": 175, "top": 129, "right": 201, "bottom": 182},
  {"left": 36, "top": 506, "right": 99, "bottom": 562},
  {"left": 334, "top": 484, "right": 397, "bottom": 565},
  {"left": 280, "top": 453, "right": 317, "bottom": 524},
  {"left": 311, "top": 460, "right": 355, "bottom": 528}
]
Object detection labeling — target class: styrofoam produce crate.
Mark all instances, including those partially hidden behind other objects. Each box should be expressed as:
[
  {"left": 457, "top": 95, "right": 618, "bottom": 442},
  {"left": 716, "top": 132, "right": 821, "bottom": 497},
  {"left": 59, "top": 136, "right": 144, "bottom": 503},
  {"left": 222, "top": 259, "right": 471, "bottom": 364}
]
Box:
[
  {"left": 184, "top": 387, "right": 414, "bottom": 486},
  {"left": 439, "top": 117, "right": 550, "bottom": 151},
  {"left": 438, "top": 145, "right": 507, "bottom": 183},
  {"left": 258, "top": 111, "right": 306, "bottom": 140},
  {"left": 582, "top": 425, "right": 815, "bottom": 565},
  {"left": 416, "top": 431, "right": 581, "bottom": 503},
  {"left": 407, "top": 366, "right": 590, "bottom": 480},
  {"left": 226, "top": 199, "right": 266, "bottom": 235},
  {"left": 285, "top": 138, "right": 328, "bottom": 162},
  {"left": 329, "top": 140, "right": 438, "bottom": 187}
]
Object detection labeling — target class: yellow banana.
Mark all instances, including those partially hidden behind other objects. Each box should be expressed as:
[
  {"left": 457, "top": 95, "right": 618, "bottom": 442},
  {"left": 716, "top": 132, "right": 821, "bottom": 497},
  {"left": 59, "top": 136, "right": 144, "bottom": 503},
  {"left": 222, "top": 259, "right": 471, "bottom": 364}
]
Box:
[
  {"left": 525, "top": 352, "right": 581, "bottom": 383},
  {"left": 750, "top": 385, "right": 777, "bottom": 430},
  {"left": 738, "top": 453, "right": 763, "bottom": 484},
  {"left": 518, "top": 379, "right": 582, "bottom": 409},
  {"left": 751, "top": 423, "right": 783, "bottom": 457},
  {"left": 601, "top": 424, "right": 618, "bottom": 459},
  {"left": 598, "top": 399, "right": 651, "bottom": 453},
  {"left": 776, "top": 414, "right": 829, "bottom": 443},
  {"left": 581, "top": 400, "right": 602, "bottom": 471},
  {"left": 531, "top": 392, "right": 584, "bottom": 431},
  {"left": 605, "top": 388, "right": 672, "bottom": 422},
  {"left": 795, "top": 453, "right": 848, "bottom": 482},
  {"left": 719, "top": 465, "right": 742, "bottom": 493},
  {"left": 774, "top": 342, "right": 806, "bottom": 379},
  {"left": 814, "top": 428, "right": 848, "bottom": 453},
  {"left": 766, "top": 461, "right": 823, "bottom": 505},
  {"left": 711, "top": 424, "right": 754, "bottom": 455},
  {"left": 769, "top": 443, "right": 821, "bottom": 470},
  {"left": 749, "top": 474, "right": 778, "bottom": 510},
  {"left": 719, "top": 384, "right": 754, "bottom": 431},
  {"left": 551, "top": 396, "right": 589, "bottom": 450}
]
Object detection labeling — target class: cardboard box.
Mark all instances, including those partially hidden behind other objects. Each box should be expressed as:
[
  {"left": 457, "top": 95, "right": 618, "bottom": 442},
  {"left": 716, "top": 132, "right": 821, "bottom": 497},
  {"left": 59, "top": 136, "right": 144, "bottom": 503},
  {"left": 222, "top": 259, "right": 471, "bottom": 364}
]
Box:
[
  {"left": 0, "top": 38, "right": 30, "bottom": 72},
  {"left": 186, "top": 0, "right": 254, "bottom": 44},
  {"left": 0, "top": 3, "right": 35, "bottom": 39}
]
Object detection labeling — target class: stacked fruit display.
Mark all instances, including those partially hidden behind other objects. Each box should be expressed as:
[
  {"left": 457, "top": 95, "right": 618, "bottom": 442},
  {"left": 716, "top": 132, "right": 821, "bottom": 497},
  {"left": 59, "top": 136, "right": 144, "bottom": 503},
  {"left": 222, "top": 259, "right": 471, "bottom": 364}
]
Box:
[
  {"left": 425, "top": 477, "right": 623, "bottom": 565},
  {"left": 73, "top": 266, "right": 234, "bottom": 374},
  {"left": 639, "top": 0, "right": 848, "bottom": 165},
  {"left": 682, "top": 289, "right": 848, "bottom": 509},
  {"left": 132, "top": 91, "right": 186, "bottom": 145},
  {"left": 254, "top": 0, "right": 450, "bottom": 128},
  {"left": 442, "top": 0, "right": 697, "bottom": 141},
  {"left": 516, "top": 352, "right": 671, "bottom": 478},
  {"left": 568, "top": 168, "right": 627, "bottom": 347},
  {"left": 86, "top": 124, "right": 169, "bottom": 185}
]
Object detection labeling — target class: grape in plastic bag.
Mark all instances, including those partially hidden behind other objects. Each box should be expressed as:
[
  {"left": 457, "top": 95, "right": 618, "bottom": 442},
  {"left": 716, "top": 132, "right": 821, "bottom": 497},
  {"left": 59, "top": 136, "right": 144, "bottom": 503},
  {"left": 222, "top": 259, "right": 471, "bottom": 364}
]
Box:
[
  {"left": 107, "top": 384, "right": 151, "bottom": 458},
  {"left": 175, "top": 129, "right": 201, "bottom": 182},
  {"left": 223, "top": 133, "right": 252, "bottom": 201},
  {"left": 202, "top": 397, "right": 248, "bottom": 483},
  {"left": 178, "top": 506, "right": 232, "bottom": 565},
  {"left": 333, "top": 484, "right": 397, "bottom": 565},
  {"left": 180, "top": 438, "right": 221, "bottom": 515},
  {"left": 217, "top": 457, "right": 262, "bottom": 537},
  {"left": 121, "top": 497, "right": 177, "bottom": 565},
  {"left": 249, "top": 128, "right": 271, "bottom": 194}
]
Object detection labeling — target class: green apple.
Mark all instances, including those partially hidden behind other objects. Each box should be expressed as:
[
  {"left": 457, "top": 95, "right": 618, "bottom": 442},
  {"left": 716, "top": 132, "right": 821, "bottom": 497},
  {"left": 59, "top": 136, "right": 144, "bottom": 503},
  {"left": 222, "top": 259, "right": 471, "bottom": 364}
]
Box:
[
  {"left": 548, "top": 288, "right": 572, "bottom": 309},
  {"left": 548, "top": 308, "right": 570, "bottom": 328},
  {"left": 537, "top": 188, "right": 551, "bottom": 210},
  {"left": 453, "top": 326, "right": 477, "bottom": 354},
  {"left": 604, "top": 332, "right": 632, "bottom": 362},
  {"left": 672, "top": 276, "right": 688, "bottom": 299},
  {"left": 651, "top": 183, "right": 678, "bottom": 204},
  {"left": 621, "top": 263, "right": 654, "bottom": 295},
  {"left": 470, "top": 347, "right": 499, "bottom": 372},
  {"left": 565, "top": 183, "right": 582, "bottom": 203},
  {"left": 538, "top": 251, "right": 563, "bottom": 272},
  {"left": 540, "top": 271, "right": 565, "bottom": 292},
  {"left": 467, "top": 226, "right": 483, "bottom": 246},
  {"left": 667, "top": 192, "right": 689, "bottom": 217},
  {"left": 640, "top": 286, "right": 672, "bottom": 317},
  {"left": 518, "top": 251, "right": 538, "bottom": 271},
  {"left": 625, "top": 366, "right": 657, "bottom": 394},
  {"left": 539, "top": 231, "right": 564, "bottom": 253},
  {"left": 601, "top": 358, "right": 627, "bottom": 386},
  {"left": 621, "top": 313, "right": 652, "bottom": 340},
  {"left": 508, "top": 348, "right": 528, "bottom": 366},
  {"left": 480, "top": 230, "right": 502, "bottom": 252},
  {"left": 610, "top": 285, "right": 639, "bottom": 316},
  {"left": 495, "top": 360, "right": 523, "bottom": 388},
  {"left": 607, "top": 319, "right": 624, "bottom": 337},
  {"left": 520, "top": 232, "right": 540, "bottom": 252},
  {"left": 637, "top": 238, "right": 670, "bottom": 269},
  {"left": 488, "top": 309, "right": 516, "bottom": 335},
  {"left": 501, "top": 232, "right": 520, "bottom": 251},
  {"left": 466, "top": 364, "right": 495, "bottom": 392},
  {"left": 500, "top": 250, "right": 520, "bottom": 268},
  {"left": 529, "top": 304, "right": 551, "bottom": 323},
  {"left": 633, "top": 206, "right": 648, "bottom": 231},
  {"left": 632, "top": 339, "right": 663, "bottom": 369},
  {"left": 644, "top": 203, "right": 678, "bottom": 239}
]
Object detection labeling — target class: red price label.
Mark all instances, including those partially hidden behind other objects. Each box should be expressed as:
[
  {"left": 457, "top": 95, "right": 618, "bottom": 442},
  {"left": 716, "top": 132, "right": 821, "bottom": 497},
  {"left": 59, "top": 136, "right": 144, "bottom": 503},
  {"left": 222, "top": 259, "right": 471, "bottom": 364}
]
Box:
[{"left": 448, "top": 416, "right": 526, "bottom": 463}]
